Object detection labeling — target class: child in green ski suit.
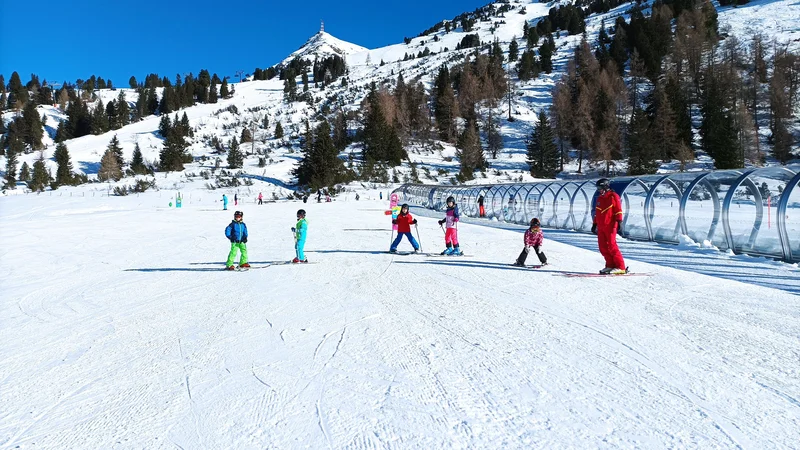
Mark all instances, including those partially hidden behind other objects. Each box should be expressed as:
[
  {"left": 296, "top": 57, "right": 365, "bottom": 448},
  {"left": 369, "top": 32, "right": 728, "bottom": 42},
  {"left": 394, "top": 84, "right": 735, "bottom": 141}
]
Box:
[
  {"left": 291, "top": 209, "right": 308, "bottom": 263},
  {"left": 225, "top": 211, "right": 249, "bottom": 270}
]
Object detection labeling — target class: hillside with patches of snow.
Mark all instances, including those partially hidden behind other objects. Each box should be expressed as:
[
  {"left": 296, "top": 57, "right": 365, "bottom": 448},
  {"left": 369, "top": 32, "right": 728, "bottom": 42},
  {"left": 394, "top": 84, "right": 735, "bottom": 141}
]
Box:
[{"left": 2, "top": 0, "right": 800, "bottom": 194}]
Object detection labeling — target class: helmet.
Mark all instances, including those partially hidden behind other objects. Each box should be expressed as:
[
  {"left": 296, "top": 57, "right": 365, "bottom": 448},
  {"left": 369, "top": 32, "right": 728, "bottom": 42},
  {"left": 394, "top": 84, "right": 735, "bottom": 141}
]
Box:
[
  {"left": 446, "top": 196, "right": 455, "bottom": 204},
  {"left": 596, "top": 178, "right": 611, "bottom": 190},
  {"left": 401, "top": 203, "right": 409, "bottom": 209},
  {"left": 530, "top": 218, "right": 541, "bottom": 227},
  {"left": 234, "top": 210, "right": 243, "bottom": 217},
  {"left": 297, "top": 209, "right": 306, "bottom": 216}
]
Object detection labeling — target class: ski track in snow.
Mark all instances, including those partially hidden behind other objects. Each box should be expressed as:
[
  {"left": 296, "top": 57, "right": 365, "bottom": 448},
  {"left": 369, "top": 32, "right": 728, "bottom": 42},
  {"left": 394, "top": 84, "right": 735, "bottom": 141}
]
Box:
[{"left": 1, "top": 193, "right": 799, "bottom": 448}]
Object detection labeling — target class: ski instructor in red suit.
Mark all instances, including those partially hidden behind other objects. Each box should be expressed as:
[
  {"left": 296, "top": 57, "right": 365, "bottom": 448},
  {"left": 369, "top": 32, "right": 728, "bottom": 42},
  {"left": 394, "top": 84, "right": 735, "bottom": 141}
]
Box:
[{"left": 591, "top": 178, "right": 627, "bottom": 274}]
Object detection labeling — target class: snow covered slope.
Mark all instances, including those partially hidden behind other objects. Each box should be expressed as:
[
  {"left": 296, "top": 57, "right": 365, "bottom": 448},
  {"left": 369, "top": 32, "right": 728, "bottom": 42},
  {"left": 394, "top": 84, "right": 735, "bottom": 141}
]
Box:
[
  {"left": 281, "top": 30, "right": 368, "bottom": 66},
  {"left": 0, "top": 189, "right": 798, "bottom": 448}
]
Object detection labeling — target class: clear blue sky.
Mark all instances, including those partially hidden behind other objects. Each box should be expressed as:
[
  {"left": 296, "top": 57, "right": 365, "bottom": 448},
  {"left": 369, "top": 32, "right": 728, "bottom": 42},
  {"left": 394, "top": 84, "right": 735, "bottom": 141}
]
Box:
[{"left": 1, "top": 0, "right": 490, "bottom": 87}]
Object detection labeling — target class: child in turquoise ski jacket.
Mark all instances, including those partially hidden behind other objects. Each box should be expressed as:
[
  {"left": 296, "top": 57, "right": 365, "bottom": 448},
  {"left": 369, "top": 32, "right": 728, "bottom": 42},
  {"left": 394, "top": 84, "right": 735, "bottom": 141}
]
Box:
[
  {"left": 291, "top": 209, "right": 308, "bottom": 263},
  {"left": 224, "top": 210, "right": 249, "bottom": 270}
]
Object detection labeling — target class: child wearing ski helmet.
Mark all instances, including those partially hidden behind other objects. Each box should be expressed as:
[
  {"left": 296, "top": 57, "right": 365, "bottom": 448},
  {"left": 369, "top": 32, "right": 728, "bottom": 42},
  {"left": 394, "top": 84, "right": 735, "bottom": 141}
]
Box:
[
  {"left": 291, "top": 209, "right": 308, "bottom": 263},
  {"left": 438, "top": 196, "right": 462, "bottom": 255},
  {"left": 224, "top": 211, "right": 249, "bottom": 270},
  {"left": 513, "top": 218, "right": 547, "bottom": 267},
  {"left": 591, "top": 178, "right": 626, "bottom": 274},
  {"left": 390, "top": 204, "right": 420, "bottom": 253}
]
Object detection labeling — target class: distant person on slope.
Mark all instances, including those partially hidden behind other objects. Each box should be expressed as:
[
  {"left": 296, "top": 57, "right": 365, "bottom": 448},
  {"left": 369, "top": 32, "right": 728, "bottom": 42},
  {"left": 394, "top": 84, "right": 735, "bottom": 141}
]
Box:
[
  {"left": 234, "top": 193, "right": 238, "bottom": 206},
  {"left": 258, "top": 192, "right": 263, "bottom": 205},
  {"left": 513, "top": 218, "right": 547, "bottom": 267},
  {"left": 222, "top": 194, "right": 228, "bottom": 210},
  {"left": 478, "top": 195, "right": 485, "bottom": 217},
  {"left": 591, "top": 178, "right": 626, "bottom": 274},
  {"left": 438, "top": 196, "right": 462, "bottom": 255},
  {"left": 390, "top": 204, "right": 420, "bottom": 253},
  {"left": 224, "top": 211, "right": 249, "bottom": 270},
  {"left": 291, "top": 209, "right": 308, "bottom": 263}
]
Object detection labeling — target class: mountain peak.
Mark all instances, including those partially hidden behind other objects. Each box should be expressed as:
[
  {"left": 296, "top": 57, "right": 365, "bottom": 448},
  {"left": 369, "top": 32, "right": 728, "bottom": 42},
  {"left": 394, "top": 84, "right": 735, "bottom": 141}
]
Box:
[{"left": 281, "top": 30, "right": 368, "bottom": 66}]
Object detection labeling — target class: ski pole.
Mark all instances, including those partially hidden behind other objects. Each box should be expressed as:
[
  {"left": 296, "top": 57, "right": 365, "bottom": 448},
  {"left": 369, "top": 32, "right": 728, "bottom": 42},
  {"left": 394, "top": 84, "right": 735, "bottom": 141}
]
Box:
[{"left": 415, "top": 223, "right": 423, "bottom": 253}]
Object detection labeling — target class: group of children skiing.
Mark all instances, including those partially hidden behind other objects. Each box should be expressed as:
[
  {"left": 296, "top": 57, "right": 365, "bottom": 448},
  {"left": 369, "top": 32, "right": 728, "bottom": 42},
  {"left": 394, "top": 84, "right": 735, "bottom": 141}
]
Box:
[
  {"left": 223, "top": 209, "right": 308, "bottom": 270},
  {"left": 223, "top": 178, "right": 628, "bottom": 274}
]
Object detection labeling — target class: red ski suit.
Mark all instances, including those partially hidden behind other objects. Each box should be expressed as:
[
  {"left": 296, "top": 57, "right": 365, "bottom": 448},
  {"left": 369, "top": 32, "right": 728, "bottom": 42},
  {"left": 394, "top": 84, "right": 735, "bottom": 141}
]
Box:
[
  {"left": 394, "top": 212, "right": 415, "bottom": 233},
  {"left": 594, "top": 190, "right": 626, "bottom": 270}
]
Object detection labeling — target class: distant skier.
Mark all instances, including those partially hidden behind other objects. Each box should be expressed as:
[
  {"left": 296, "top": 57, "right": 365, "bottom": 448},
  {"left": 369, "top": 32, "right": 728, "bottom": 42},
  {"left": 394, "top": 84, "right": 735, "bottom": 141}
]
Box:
[
  {"left": 513, "top": 218, "right": 547, "bottom": 267},
  {"left": 478, "top": 195, "right": 485, "bottom": 217},
  {"left": 355, "top": 193, "right": 360, "bottom": 201},
  {"left": 438, "top": 196, "right": 462, "bottom": 255},
  {"left": 291, "top": 209, "right": 308, "bottom": 263},
  {"left": 222, "top": 194, "right": 228, "bottom": 210},
  {"left": 591, "top": 178, "right": 626, "bottom": 274},
  {"left": 234, "top": 193, "right": 238, "bottom": 206},
  {"left": 224, "top": 210, "right": 249, "bottom": 270},
  {"left": 379, "top": 192, "right": 383, "bottom": 200},
  {"left": 390, "top": 204, "right": 420, "bottom": 253},
  {"left": 317, "top": 189, "right": 322, "bottom": 203},
  {"left": 258, "top": 192, "right": 263, "bottom": 205}
]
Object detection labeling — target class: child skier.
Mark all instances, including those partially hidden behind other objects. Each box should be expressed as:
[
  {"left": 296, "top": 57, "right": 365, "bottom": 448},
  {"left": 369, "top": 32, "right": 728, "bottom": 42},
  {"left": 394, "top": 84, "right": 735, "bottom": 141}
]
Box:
[
  {"left": 438, "top": 196, "right": 462, "bottom": 255},
  {"left": 224, "top": 211, "right": 249, "bottom": 270},
  {"left": 513, "top": 218, "right": 548, "bottom": 267},
  {"left": 390, "top": 204, "right": 420, "bottom": 253},
  {"left": 291, "top": 209, "right": 308, "bottom": 263}
]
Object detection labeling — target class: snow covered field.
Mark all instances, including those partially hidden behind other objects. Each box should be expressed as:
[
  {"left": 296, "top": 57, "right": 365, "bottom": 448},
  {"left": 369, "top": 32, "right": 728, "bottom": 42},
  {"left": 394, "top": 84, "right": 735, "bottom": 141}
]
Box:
[{"left": 1, "top": 191, "right": 799, "bottom": 449}]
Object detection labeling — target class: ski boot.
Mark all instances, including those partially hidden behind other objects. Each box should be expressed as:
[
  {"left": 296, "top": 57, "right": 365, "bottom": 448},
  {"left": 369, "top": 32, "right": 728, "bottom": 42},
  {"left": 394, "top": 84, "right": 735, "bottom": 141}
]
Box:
[
  {"left": 292, "top": 257, "right": 301, "bottom": 263},
  {"left": 301, "top": 259, "right": 309, "bottom": 263},
  {"left": 610, "top": 267, "right": 628, "bottom": 275},
  {"left": 599, "top": 267, "right": 613, "bottom": 274},
  {"left": 389, "top": 248, "right": 397, "bottom": 253},
  {"left": 226, "top": 265, "right": 236, "bottom": 271},
  {"left": 441, "top": 244, "right": 453, "bottom": 255},
  {"left": 239, "top": 263, "right": 251, "bottom": 269},
  {"left": 451, "top": 245, "right": 463, "bottom": 256}
]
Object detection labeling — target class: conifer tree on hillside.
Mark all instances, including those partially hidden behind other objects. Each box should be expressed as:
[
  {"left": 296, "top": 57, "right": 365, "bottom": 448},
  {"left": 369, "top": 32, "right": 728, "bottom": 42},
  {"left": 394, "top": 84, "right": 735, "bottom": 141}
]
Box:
[
  {"left": 456, "top": 119, "right": 485, "bottom": 180},
  {"left": 116, "top": 91, "right": 130, "bottom": 127},
  {"left": 332, "top": 110, "right": 349, "bottom": 150},
  {"left": 209, "top": 80, "right": 218, "bottom": 103},
  {"left": 22, "top": 101, "right": 45, "bottom": 150},
  {"left": 107, "top": 135, "right": 125, "bottom": 170},
  {"left": 147, "top": 87, "right": 159, "bottom": 115},
  {"left": 8, "top": 72, "right": 29, "bottom": 108},
  {"left": 106, "top": 100, "right": 118, "bottom": 130},
  {"left": 220, "top": 78, "right": 229, "bottom": 99},
  {"left": 700, "top": 66, "right": 742, "bottom": 169},
  {"left": 227, "top": 136, "right": 243, "bottom": 169},
  {"left": 626, "top": 108, "right": 659, "bottom": 175},
  {"left": 54, "top": 142, "right": 74, "bottom": 186},
  {"left": 130, "top": 142, "right": 149, "bottom": 175},
  {"left": 294, "top": 120, "right": 347, "bottom": 189},
  {"left": 434, "top": 66, "right": 458, "bottom": 142},
  {"left": 4, "top": 143, "right": 19, "bottom": 189},
  {"left": 30, "top": 155, "right": 51, "bottom": 192},
  {"left": 484, "top": 112, "right": 503, "bottom": 159},
  {"left": 517, "top": 50, "right": 539, "bottom": 81},
  {"left": 98, "top": 149, "right": 122, "bottom": 181},
  {"left": 362, "top": 89, "right": 406, "bottom": 166},
  {"left": 240, "top": 127, "right": 252, "bottom": 143},
  {"left": 160, "top": 128, "right": 189, "bottom": 172},
  {"left": 129, "top": 76, "right": 138, "bottom": 89},
  {"left": 92, "top": 99, "right": 109, "bottom": 134},
  {"left": 158, "top": 114, "right": 171, "bottom": 137},
  {"left": 274, "top": 122, "right": 284, "bottom": 139},
  {"left": 509, "top": 39, "right": 519, "bottom": 62},
  {"left": 526, "top": 110, "right": 559, "bottom": 178},
  {"left": 19, "top": 161, "right": 30, "bottom": 182}
]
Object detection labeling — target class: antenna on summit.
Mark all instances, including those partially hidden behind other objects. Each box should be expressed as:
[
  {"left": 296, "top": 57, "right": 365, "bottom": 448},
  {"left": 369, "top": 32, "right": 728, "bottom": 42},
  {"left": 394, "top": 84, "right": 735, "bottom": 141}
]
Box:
[{"left": 320, "top": 20, "right": 324, "bottom": 33}]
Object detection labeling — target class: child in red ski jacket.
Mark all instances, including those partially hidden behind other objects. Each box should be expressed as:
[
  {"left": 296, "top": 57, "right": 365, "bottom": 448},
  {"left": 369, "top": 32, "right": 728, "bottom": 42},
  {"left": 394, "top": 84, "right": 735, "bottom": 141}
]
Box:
[
  {"left": 390, "top": 204, "right": 420, "bottom": 252},
  {"left": 513, "top": 218, "right": 548, "bottom": 266}
]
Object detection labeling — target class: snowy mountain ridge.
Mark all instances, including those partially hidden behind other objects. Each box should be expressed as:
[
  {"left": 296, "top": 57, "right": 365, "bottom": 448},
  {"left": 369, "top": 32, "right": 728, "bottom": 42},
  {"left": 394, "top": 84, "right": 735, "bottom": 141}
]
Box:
[{"left": 280, "top": 30, "right": 369, "bottom": 67}]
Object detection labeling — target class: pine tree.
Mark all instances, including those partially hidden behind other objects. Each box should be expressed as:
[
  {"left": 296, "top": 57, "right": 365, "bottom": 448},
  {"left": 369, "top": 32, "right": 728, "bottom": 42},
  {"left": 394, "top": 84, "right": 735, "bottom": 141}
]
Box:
[
  {"left": 160, "top": 128, "right": 189, "bottom": 171},
  {"left": 30, "top": 155, "right": 51, "bottom": 192},
  {"left": 22, "top": 101, "right": 45, "bottom": 150},
  {"left": 130, "top": 142, "right": 148, "bottom": 175},
  {"left": 294, "top": 120, "right": 347, "bottom": 189},
  {"left": 363, "top": 89, "right": 407, "bottom": 166},
  {"left": 209, "top": 80, "right": 218, "bottom": 103},
  {"left": 700, "top": 68, "right": 743, "bottom": 169},
  {"left": 158, "top": 114, "right": 171, "bottom": 137},
  {"left": 107, "top": 135, "right": 125, "bottom": 170},
  {"left": 526, "top": 110, "right": 560, "bottom": 178},
  {"left": 106, "top": 100, "right": 118, "bottom": 129},
  {"left": 456, "top": 119, "right": 485, "bottom": 180},
  {"left": 227, "top": 136, "right": 243, "bottom": 168},
  {"left": 8, "top": 72, "right": 28, "bottom": 108},
  {"left": 99, "top": 149, "right": 122, "bottom": 181},
  {"left": 434, "top": 66, "right": 458, "bottom": 142},
  {"left": 4, "top": 144, "right": 19, "bottom": 189},
  {"left": 19, "top": 161, "right": 30, "bottom": 182},
  {"left": 484, "top": 112, "right": 503, "bottom": 159},
  {"left": 517, "top": 50, "right": 539, "bottom": 81},
  {"left": 539, "top": 37, "right": 554, "bottom": 73},
  {"left": 129, "top": 76, "right": 138, "bottom": 89},
  {"left": 274, "top": 122, "right": 284, "bottom": 139},
  {"left": 92, "top": 99, "right": 109, "bottom": 134},
  {"left": 509, "top": 39, "right": 519, "bottom": 62},
  {"left": 240, "top": 127, "right": 252, "bottom": 143},
  {"left": 626, "top": 108, "right": 659, "bottom": 175},
  {"left": 54, "top": 142, "right": 74, "bottom": 186},
  {"left": 220, "top": 78, "right": 230, "bottom": 99},
  {"left": 116, "top": 90, "right": 130, "bottom": 127}
]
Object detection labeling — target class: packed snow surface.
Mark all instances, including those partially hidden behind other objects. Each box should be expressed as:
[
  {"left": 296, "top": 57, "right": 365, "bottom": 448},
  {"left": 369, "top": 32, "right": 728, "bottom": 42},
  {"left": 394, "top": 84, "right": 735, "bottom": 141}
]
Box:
[{"left": 1, "top": 191, "right": 798, "bottom": 448}]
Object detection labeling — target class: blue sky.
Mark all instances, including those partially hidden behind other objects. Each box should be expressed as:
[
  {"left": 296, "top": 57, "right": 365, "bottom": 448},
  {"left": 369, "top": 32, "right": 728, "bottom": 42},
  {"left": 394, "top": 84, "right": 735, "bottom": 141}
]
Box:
[{"left": 1, "top": 0, "right": 490, "bottom": 87}]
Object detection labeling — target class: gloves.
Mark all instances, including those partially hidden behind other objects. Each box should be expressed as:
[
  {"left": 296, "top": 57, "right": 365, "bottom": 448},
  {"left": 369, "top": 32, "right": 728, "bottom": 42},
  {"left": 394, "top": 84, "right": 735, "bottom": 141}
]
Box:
[
  {"left": 392, "top": 219, "right": 397, "bottom": 224},
  {"left": 242, "top": 237, "right": 247, "bottom": 243},
  {"left": 438, "top": 219, "right": 445, "bottom": 225},
  {"left": 616, "top": 223, "right": 623, "bottom": 236},
  {"left": 291, "top": 227, "right": 296, "bottom": 233},
  {"left": 591, "top": 223, "right": 597, "bottom": 235},
  {"left": 230, "top": 238, "right": 236, "bottom": 243},
  {"left": 412, "top": 219, "right": 418, "bottom": 225}
]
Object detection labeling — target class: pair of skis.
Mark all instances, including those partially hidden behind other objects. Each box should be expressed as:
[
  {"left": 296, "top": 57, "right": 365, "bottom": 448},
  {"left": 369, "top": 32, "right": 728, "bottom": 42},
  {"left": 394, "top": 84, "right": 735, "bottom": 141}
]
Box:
[{"left": 229, "top": 261, "right": 319, "bottom": 271}]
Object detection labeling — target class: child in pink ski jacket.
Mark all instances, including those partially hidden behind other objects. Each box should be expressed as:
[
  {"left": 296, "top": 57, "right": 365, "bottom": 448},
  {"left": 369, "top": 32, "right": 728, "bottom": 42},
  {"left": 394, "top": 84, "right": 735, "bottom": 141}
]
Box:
[{"left": 514, "top": 218, "right": 548, "bottom": 266}]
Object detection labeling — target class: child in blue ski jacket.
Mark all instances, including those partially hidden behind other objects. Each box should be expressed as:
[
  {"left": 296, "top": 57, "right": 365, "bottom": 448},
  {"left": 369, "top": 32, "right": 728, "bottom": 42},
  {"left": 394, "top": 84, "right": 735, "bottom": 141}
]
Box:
[
  {"left": 224, "top": 210, "right": 249, "bottom": 270},
  {"left": 291, "top": 209, "right": 308, "bottom": 263}
]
